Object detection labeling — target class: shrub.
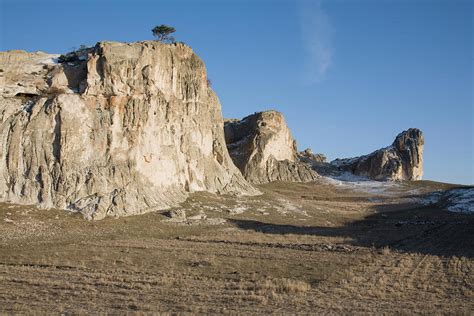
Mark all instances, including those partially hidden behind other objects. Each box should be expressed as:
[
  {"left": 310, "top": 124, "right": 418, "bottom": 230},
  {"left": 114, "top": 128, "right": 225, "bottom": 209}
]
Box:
[{"left": 152, "top": 24, "right": 176, "bottom": 43}]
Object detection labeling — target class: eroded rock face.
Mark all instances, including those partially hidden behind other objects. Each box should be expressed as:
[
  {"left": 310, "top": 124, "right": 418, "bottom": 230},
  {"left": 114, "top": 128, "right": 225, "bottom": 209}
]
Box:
[
  {"left": 298, "top": 148, "right": 326, "bottom": 164},
  {"left": 224, "top": 111, "right": 319, "bottom": 184},
  {"left": 331, "top": 128, "right": 424, "bottom": 181},
  {"left": 0, "top": 41, "right": 258, "bottom": 220}
]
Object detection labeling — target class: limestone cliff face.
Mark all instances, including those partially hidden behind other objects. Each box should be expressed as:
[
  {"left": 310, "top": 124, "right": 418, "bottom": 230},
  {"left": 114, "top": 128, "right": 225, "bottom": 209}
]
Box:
[
  {"left": 0, "top": 41, "right": 257, "bottom": 219},
  {"left": 224, "top": 111, "right": 319, "bottom": 184},
  {"left": 331, "top": 128, "right": 424, "bottom": 181}
]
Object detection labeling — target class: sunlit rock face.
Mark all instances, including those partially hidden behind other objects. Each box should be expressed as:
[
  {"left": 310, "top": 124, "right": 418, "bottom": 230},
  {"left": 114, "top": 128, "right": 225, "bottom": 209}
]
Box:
[
  {"left": 0, "top": 41, "right": 258, "bottom": 220},
  {"left": 331, "top": 128, "right": 424, "bottom": 181},
  {"left": 224, "top": 111, "right": 319, "bottom": 184}
]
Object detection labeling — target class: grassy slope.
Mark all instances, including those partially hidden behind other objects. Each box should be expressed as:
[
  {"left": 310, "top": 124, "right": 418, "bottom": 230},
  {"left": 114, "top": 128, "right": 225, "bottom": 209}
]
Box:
[{"left": 0, "top": 180, "right": 472, "bottom": 313}]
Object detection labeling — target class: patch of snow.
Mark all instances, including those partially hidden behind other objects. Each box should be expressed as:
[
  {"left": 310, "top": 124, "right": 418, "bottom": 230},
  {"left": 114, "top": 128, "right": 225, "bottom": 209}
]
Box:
[
  {"left": 40, "top": 55, "right": 60, "bottom": 65},
  {"left": 420, "top": 191, "right": 443, "bottom": 206},
  {"left": 227, "top": 116, "right": 250, "bottom": 126},
  {"left": 331, "top": 156, "right": 361, "bottom": 167},
  {"left": 330, "top": 145, "right": 395, "bottom": 167},
  {"left": 446, "top": 188, "right": 474, "bottom": 214},
  {"left": 321, "top": 172, "right": 399, "bottom": 195}
]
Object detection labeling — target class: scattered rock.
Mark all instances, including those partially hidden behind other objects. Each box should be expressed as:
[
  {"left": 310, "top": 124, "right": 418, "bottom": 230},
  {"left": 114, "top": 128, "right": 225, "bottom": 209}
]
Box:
[
  {"left": 167, "top": 209, "right": 187, "bottom": 220},
  {"left": 225, "top": 205, "right": 248, "bottom": 215},
  {"left": 204, "top": 218, "right": 226, "bottom": 225},
  {"left": 187, "top": 211, "right": 207, "bottom": 221}
]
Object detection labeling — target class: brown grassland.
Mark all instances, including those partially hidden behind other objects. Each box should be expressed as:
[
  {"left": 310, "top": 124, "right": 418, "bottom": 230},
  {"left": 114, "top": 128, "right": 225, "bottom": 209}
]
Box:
[{"left": 0, "top": 180, "right": 472, "bottom": 314}]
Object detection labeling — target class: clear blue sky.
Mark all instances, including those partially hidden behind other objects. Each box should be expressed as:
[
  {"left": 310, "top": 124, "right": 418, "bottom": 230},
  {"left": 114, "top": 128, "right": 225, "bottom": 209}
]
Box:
[{"left": 1, "top": 0, "right": 472, "bottom": 184}]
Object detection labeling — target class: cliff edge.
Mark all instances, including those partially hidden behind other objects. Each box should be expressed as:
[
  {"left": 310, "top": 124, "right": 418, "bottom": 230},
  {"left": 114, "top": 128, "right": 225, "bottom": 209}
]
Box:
[{"left": 0, "top": 41, "right": 258, "bottom": 219}]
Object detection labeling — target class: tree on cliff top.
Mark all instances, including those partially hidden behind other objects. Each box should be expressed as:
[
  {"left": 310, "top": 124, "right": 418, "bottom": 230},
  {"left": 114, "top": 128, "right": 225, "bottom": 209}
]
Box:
[{"left": 152, "top": 25, "right": 176, "bottom": 43}]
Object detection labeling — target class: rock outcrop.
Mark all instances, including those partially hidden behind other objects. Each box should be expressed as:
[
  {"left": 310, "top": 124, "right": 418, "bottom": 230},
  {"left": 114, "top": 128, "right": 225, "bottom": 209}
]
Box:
[
  {"left": 224, "top": 111, "right": 319, "bottom": 184},
  {"left": 298, "top": 148, "right": 326, "bottom": 164},
  {"left": 331, "top": 128, "right": 424, "bottom": 181},
  {"left": 0, "top": 41, "right": 258, "bottom": 220}
]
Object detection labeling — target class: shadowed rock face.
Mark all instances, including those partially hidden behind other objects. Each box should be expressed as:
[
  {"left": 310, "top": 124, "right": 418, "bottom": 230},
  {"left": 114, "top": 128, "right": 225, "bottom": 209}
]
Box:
[
  {"left": 331, "top": 128, "right": 424, "bottom": 181},
  {"left": 298, "top": 148, "right": 326, "bottom": 164},
  {"left": 0, "top": 41, "right": 258, "bottom": 219},
  {"left": 224, "top": 111, "right": 319, "bottom": 184}
]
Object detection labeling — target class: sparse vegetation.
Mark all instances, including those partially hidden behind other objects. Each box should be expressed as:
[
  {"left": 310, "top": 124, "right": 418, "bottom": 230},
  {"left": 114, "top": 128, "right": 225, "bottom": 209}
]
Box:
[
  {"left": 0, "top": 180, "right": 472, "bottom": 313},
  {"left": 152, "top": 24, "right": 176, "bottom": 43},
  {"left": 380, "top": 246, "right": 392, "bottom": 255},
  {"left": 58, "top": 45, "right": 91, "bottom": 63}
]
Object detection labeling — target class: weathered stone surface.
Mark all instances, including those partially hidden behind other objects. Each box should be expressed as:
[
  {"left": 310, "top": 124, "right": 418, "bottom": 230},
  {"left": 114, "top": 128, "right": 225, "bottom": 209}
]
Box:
[
  {"left": 331, "top": 128, "right": 424, "bottom": 181},
  {"left": 0, "top": 50, "right": 59, "bottom": 97},
  {"left": 224, "top": 111, "right": 319, "bottom": 184},
  {"left": 298, "top": 148, "right": 326, "bottom": 163},
  {"left": 0, "top": 41, "right": 258, "bottom": 220}
]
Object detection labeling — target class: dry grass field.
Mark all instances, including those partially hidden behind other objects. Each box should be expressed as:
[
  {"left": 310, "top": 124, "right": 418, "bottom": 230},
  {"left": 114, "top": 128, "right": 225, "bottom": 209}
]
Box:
[{"left": 0, "top": 179, "right": 473, "bottom": 314}]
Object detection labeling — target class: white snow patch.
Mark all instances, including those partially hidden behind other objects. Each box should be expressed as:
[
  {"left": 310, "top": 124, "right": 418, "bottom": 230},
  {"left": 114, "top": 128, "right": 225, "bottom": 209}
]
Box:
[
  {"left": 420, "top": 191, "right": 443, "bottom": 206},
  {"left": 330, "top": 145, "right": 394, "bottom": 167},
  {"left": 446, "top": 188, "right": 474, "bottom": 214},
  {"left": 321, "top": 172, "right": 399, "bottom": 195},
  {"left": 40, "top": 55, "right": 60, "bottom": 65}
]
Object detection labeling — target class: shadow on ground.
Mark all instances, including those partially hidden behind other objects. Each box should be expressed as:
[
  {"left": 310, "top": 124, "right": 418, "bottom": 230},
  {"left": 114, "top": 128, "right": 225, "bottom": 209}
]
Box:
[{"left": 230, "top": 206, "right": 474, "bottom": 258}]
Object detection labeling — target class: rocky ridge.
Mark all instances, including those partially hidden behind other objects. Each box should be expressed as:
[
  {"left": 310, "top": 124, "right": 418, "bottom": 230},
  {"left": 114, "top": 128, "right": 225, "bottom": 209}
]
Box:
[{"left": 331, "top": 128, "right": 424, "bottom": 181}]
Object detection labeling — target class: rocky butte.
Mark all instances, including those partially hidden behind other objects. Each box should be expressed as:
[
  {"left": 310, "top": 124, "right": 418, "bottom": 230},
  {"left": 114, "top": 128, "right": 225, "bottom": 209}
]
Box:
[
  {"left": 224, "top": 111, "right": 319, "bottom": 184},
  {"left": 0, "top": 41, "right": 258, "bottom": 220}
]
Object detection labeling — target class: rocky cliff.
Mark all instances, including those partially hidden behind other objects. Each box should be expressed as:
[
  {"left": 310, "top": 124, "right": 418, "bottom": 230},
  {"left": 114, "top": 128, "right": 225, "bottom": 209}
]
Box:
[
  {"left": 0, "top": 41, "right": 258, "bottom": 219},
  {"left": 331, "top": 128, "right": 424, "bottom": 181},
  {"left": 224, "top": 111, "right": 319, "bottom": 184}
]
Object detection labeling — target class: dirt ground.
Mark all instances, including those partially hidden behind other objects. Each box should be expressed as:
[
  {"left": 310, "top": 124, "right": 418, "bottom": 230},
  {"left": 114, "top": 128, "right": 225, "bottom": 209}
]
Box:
[{"left": 0, "top": 179, "right": 472, "bottom": 314}]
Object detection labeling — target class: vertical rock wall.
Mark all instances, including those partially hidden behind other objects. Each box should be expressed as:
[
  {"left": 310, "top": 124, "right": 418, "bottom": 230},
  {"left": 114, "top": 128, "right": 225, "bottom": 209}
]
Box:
[{"left": 0, "top": 41, "right": 258, "bottom": 219}]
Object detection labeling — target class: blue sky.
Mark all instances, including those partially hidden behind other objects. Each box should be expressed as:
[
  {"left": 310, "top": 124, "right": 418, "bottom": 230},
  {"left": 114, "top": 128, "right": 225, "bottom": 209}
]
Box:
[{"left": 1, "top": 0, "right": 472, "bottom": 184}]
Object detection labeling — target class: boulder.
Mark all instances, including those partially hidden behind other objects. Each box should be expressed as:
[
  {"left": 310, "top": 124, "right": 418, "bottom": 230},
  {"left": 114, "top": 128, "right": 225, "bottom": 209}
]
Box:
[
  {"left": 331, "top": 128, "right": 424, "bottom": 181},
  {"left": 0, "top": 41, "right": 258, "bottom": 220},
  {"left": 224, "top": 111, "right": 319, "bottom": 184}
]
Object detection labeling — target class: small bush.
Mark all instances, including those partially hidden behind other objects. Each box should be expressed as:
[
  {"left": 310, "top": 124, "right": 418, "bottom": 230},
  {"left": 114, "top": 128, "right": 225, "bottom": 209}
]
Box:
[
  {"left": 58, "top": 45, "right": 91, "bottom": 63},
  {"left": 380, "top": 246, "right": 391, "bottom": 255},
  {"left": 253, "top": 278, "right": 311, "bottom": 294},
  {"left": 152, "top": 24, "right": 176, "bottom": 43}
]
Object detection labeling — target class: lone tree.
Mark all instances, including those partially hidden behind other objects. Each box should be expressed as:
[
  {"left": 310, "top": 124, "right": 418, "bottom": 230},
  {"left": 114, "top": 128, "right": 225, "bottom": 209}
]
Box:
[{"left": 152, "top": 24, "right": 176, "bottom": 43}]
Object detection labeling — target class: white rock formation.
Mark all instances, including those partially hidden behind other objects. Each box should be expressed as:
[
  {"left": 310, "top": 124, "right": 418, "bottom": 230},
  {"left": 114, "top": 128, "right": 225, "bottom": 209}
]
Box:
[
  {"left": 224, "top": 111, "right": 319, "bottom": 184},
  {"left": 0, "top": 41, "right": 258, "bottom": 219}
]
